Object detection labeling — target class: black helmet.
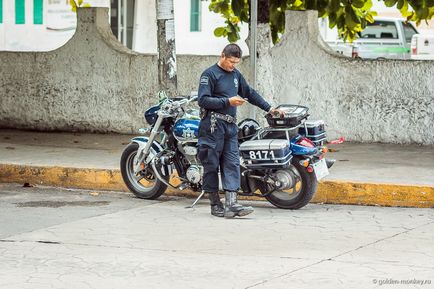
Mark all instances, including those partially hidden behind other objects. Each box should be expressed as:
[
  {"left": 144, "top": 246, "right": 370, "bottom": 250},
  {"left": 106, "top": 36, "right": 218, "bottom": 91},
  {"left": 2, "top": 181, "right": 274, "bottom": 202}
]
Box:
[{"left": 238, "top": 118, "right": 260, "bottom": 141}]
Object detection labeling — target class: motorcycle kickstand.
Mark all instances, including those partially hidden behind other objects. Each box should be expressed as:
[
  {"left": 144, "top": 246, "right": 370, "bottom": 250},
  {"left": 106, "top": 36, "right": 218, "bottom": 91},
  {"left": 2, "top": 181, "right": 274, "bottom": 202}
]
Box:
[{"left": 185, "top": 190, "right": 206, "bottom": 209}]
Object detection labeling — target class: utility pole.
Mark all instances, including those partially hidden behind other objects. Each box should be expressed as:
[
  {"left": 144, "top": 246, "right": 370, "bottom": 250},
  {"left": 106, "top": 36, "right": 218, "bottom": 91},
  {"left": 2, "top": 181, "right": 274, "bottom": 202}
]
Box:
[
  {"left": 250, "top": 0, "right": 258, "bottom": 119},
  {"left": 155, "top": 0, "right": 177, "bottom": 96}
]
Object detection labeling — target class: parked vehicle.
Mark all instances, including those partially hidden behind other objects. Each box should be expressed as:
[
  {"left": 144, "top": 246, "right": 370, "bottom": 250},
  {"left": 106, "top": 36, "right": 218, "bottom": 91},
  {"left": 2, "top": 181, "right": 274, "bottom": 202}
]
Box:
[
  {"left": 411, "top": 34, "right": 434, "bottom": 60},
  {"left": 320, "top": 17, "right": 419, "bottom": 59},
  {"left": 120, "top": 95, "right": 334, "bottom": 210}
]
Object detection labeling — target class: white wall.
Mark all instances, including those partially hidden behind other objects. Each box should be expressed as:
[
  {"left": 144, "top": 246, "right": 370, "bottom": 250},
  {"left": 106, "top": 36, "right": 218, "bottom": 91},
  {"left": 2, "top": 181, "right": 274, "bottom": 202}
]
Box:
[
  {"left": 2, "top": 0, "right": 434, "bottom": 53},
  {"left": 0, "top": 0, "right": 108, "bottom": 52},
  {"left": 1, "top": 7, "right": 433, "bottom": 144},
  {"left": 0, "top": 8, "right": 247, "bottom": 134},
  {"left": 272, "top": 10, "right": 434, "bottom": 145},
  {"left": 131, "top": 0, "right": 157, "bottom": 53},
  {"left": 0, "top": 0, "right": 248, "bottom": 55},
  {"left": 173, "top": 0, "right": 249, "bottom": 55},
  {"left": 126, "top": 0, "right": 250, "bottom": 55}
]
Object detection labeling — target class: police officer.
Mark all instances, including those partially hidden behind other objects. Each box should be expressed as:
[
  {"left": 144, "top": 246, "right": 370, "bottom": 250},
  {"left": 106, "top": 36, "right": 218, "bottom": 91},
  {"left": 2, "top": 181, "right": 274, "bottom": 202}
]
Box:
[{"left": 197, "top": 43, "right": 281, "bottom": 218}]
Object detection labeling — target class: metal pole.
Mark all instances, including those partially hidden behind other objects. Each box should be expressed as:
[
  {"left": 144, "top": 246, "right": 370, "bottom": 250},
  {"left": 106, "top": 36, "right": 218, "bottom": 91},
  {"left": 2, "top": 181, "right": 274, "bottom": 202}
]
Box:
[
  {"left": 117, "top": 0, "right": 121, "bottom": 41},
  {"left": 123, "top": 0, "right": 127, "bottom": 46},
  {"left": 250, "top": 0, "right": 258, "bottom": 120}
]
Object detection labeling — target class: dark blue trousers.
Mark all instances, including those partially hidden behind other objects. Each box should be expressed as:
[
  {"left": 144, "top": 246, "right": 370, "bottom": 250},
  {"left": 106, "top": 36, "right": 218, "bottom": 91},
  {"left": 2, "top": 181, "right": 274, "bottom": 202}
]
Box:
[{"left": 197, "top": 116, "right": 240, "bottom": 193}]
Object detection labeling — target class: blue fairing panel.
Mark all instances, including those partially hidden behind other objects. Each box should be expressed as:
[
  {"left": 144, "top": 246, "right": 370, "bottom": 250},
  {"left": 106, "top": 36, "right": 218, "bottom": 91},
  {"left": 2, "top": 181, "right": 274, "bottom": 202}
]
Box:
[{"left": 131, "top": 137, "right": 164, "bottom": 153}]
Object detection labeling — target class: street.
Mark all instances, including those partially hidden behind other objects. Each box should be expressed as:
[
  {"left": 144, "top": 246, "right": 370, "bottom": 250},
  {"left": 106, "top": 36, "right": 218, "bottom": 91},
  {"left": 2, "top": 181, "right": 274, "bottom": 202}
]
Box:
[
  {"left": 2, "top": 1, "right": 434, "bottom": 289},
  {"left": 0, "top": 183, "right": 433, "bottom": 289}
]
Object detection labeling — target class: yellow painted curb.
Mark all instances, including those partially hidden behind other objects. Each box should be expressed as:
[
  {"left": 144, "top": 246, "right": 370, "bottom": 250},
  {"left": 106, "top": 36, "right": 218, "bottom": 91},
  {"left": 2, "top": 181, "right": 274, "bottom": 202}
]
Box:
[
  {"left": 1, "top": 164, "right": 433, "bottom": 208},
  {"left": 0, "top": 164, "right": 127, "bottom": 191},
  {"left": 313, "top": 180, "right": 434, "bottom": 208}
]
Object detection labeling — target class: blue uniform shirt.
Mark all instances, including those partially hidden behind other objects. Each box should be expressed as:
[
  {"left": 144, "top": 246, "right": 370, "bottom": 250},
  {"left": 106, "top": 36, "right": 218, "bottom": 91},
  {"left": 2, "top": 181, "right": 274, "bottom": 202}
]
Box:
[{"left": 198, "top": 63, "right": 271, "bottom": 117}]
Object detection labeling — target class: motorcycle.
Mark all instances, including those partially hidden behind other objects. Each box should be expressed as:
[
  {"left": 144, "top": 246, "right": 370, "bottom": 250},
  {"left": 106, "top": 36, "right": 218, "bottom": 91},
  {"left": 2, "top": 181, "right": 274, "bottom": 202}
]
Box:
[{"left": 120, "top": 94, "right": 334, "bottom": 210}]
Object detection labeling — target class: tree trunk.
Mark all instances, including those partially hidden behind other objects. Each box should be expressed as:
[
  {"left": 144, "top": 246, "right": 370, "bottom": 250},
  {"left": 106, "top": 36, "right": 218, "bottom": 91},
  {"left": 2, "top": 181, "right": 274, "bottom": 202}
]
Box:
[
  {"left": 155, "top": 0, "right": 177, "bottom": 96},
  {"left": 258, "top": 0, "right": 269, "bottom": 23}
]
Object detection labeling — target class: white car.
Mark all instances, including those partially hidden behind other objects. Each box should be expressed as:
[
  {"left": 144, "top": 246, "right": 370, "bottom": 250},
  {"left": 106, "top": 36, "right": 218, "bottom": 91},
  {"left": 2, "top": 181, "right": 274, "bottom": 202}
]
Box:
[{"left": 320, "top": 17, "right": 419, "bottom": 59}]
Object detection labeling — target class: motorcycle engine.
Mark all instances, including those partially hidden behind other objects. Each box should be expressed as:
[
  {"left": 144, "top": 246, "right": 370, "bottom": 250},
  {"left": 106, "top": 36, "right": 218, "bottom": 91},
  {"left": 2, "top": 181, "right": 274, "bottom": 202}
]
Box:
[
  {"left": 178, "top": 143, "right": 203, "bottom": 184},
  {"left": 186, "top": 165, "right": 202, "bottom": 184}
]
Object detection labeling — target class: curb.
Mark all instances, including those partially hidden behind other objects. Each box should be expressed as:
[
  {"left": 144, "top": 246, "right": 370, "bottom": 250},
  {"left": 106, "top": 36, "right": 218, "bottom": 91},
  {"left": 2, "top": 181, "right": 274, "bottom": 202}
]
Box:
[{"left": 1, "top": 164, "right": 433, "bottom": 208}]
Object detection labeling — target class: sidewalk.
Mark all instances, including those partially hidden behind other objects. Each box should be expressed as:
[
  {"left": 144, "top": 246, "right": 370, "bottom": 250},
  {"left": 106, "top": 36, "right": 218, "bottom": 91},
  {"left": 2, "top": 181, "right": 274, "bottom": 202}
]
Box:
[
  {"left": 1, "top": 184, "right": 433, "bottom": 289},
  {"left": 0, "top": 128, "right": 433, "bottom": 207}
]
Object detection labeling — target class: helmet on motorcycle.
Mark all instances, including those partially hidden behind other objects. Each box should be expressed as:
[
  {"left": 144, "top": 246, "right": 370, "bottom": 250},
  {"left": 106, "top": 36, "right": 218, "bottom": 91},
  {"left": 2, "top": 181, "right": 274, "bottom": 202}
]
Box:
[{"left": 238, "top": 118, "right": 260, "bottom": 141}]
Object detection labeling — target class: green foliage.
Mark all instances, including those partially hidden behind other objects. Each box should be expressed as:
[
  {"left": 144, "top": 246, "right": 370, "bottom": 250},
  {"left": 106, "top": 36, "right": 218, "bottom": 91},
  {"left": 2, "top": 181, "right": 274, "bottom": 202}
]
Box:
[
  {"left": 69, "top": 0, "right": 91, "bottom": 12},
  {"left": 210, "top": 0, "right": 244, "bottom": 42},
  {"left": 210, "top": 0, "right": 434, "bottom": 44}
]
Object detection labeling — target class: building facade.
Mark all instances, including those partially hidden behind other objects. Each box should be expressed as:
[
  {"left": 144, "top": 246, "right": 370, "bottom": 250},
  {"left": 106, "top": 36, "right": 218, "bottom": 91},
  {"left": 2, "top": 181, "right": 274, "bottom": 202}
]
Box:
[{"left": 0, "top": 0, "right": 248, "bottom": 54}]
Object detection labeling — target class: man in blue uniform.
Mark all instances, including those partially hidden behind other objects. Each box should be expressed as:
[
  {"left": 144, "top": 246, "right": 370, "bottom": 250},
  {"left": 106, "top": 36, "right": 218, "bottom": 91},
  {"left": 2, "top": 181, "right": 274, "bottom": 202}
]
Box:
[{"left": 197, "top": 44, "right": 280, "bottom": 218}]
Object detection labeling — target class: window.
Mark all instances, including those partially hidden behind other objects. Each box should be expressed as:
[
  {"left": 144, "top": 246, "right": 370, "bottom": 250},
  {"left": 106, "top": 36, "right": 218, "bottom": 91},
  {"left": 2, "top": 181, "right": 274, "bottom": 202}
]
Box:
[
  {"left": 34, "top": 0, "right": 43, "bottom": 24},
  {"left": 402, "top": 22, "right": 417, "bottom": 43},
  {"left": 359, "top": 21, "right": 398, "bottom": 39},
  {"left": 16, "top": 0, "right": 25, "bottom": 24},
  {"left": 190, "top": 0, "right": 201, "bottom": 32},
  {"left": 110, "top": 0, "right": 135, "bottom": 49}
]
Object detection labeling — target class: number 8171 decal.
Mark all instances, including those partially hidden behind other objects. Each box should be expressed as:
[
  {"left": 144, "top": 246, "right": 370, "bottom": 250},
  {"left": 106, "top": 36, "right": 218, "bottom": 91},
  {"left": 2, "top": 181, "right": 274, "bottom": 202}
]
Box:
[{"left": 248, "top": 150, "right": 275, "bottom": 160}]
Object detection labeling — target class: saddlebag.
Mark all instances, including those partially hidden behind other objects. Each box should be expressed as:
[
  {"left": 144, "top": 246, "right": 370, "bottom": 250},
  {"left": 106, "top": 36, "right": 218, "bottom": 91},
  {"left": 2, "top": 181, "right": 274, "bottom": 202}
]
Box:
[
  {"left": 299, "top": 120, "right": 327, "bottom": 146},
  {"left": 240, "top": 139, "right": 292, "bottom": 169}
]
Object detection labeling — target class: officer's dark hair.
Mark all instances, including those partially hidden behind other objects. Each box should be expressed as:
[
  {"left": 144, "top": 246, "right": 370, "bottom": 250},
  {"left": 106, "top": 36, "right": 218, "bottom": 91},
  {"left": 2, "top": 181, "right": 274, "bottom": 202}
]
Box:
[{"left": 222, "top": 44, "right": 242, "bottom": 58}]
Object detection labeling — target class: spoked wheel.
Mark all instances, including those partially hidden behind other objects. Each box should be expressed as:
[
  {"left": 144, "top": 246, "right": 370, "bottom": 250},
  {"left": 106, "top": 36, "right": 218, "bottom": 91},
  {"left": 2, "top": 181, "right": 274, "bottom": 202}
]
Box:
[
  {"left": 120, "top": 143, "right": 168, "bottom": 199},
  {"left": 258, "top": 159, "right": 318, "bottom": 209}
]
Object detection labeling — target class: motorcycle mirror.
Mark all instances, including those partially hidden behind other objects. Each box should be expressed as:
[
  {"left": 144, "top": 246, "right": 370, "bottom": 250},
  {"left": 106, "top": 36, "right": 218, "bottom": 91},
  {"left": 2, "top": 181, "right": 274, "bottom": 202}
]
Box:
[
  {"left": 157, "top": 90, "right": 169, "bottom": 102},
  {"left": 190, "top": 91, "right": 198, "bottom": 101}
]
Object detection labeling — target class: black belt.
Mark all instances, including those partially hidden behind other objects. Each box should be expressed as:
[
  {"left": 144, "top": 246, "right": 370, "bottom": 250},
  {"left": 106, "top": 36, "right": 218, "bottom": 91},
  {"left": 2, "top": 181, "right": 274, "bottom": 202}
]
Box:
[
  {"left": 210, "top": 112, "right": 237, "bottom": 124},
  {"left": 209, "top": 112, "right": 237, "bottom": 133}
]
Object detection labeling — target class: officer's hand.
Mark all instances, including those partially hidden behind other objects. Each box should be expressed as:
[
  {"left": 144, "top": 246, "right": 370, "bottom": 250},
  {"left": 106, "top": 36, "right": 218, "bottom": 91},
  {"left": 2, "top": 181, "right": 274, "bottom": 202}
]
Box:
[
  {"left": 269, "top": 108, "right": 285, "bottom": 117},
  {"left": 229, "top": 96, "right": 247, "bottom": 106}
]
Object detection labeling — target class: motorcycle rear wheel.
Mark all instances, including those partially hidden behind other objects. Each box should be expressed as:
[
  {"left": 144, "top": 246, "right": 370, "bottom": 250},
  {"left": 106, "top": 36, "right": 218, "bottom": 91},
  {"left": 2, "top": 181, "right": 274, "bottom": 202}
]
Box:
[
  {"left": 120, "top": 142, "right": 168, "bottom": 199},
  {"left": 258, "top": 159, "right": 318, "bottom": 209}
]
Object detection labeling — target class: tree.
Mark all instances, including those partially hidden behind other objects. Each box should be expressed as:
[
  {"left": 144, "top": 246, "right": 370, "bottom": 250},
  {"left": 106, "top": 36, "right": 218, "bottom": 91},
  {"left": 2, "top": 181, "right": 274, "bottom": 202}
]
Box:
[
  {"left": 155, "top": 0, "right": 177, "bottom": 95},
  {"left": 69, "top": 0, "right": 91, "bottom": 11},
  {"left": 210, "top": 0, "right": 434, "bottom": 43}
]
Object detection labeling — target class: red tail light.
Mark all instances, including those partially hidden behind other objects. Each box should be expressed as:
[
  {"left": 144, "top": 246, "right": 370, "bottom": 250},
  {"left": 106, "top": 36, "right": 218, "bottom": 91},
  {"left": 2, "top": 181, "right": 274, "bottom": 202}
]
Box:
[
  {"left": 351, "top": 46, "right": 359, "bottom": 58},
  {"left": 411, "top": 37, "right": 417, "bottom": 55},
  {"left": 297, "top": 137, "right": 315, "bottom": 148}
]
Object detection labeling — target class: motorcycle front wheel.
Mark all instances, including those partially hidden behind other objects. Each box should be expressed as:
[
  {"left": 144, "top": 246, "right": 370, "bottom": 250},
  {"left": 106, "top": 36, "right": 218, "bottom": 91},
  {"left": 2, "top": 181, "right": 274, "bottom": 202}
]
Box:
[
  {"left": 120, "top": 142, "right": 168, "bottom": 199},
  {"left": 258, "top": 159, "right": 318, "bottom": 209}
]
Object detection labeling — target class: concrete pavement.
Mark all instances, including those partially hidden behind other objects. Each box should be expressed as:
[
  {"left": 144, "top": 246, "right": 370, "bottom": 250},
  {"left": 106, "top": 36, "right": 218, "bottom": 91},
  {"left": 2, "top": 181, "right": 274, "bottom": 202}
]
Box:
[
  {"left": 0, "top": 184, "right": 433, "bottom": 289},
  {"left": 0, "top": 128, "right": 433, "bottom": 207}
]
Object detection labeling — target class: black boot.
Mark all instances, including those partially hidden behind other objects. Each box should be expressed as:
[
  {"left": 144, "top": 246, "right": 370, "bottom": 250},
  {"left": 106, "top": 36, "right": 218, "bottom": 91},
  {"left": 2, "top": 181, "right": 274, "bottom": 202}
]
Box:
[
  {"left": 224, "top": 191, "right": 254, "bottom": 218},
  {"left": 208, "top": 192, "right": 224, "bottom": 217}
]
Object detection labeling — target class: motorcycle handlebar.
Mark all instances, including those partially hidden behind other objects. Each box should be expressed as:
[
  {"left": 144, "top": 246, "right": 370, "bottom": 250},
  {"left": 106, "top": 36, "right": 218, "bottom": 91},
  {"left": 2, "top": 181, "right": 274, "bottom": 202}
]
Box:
[
  {"left": 159, "top": 96, "right": 197, "bottom": 116},
  {"left": 172, "top": 96, "right": 197, "bottom": 107}
]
